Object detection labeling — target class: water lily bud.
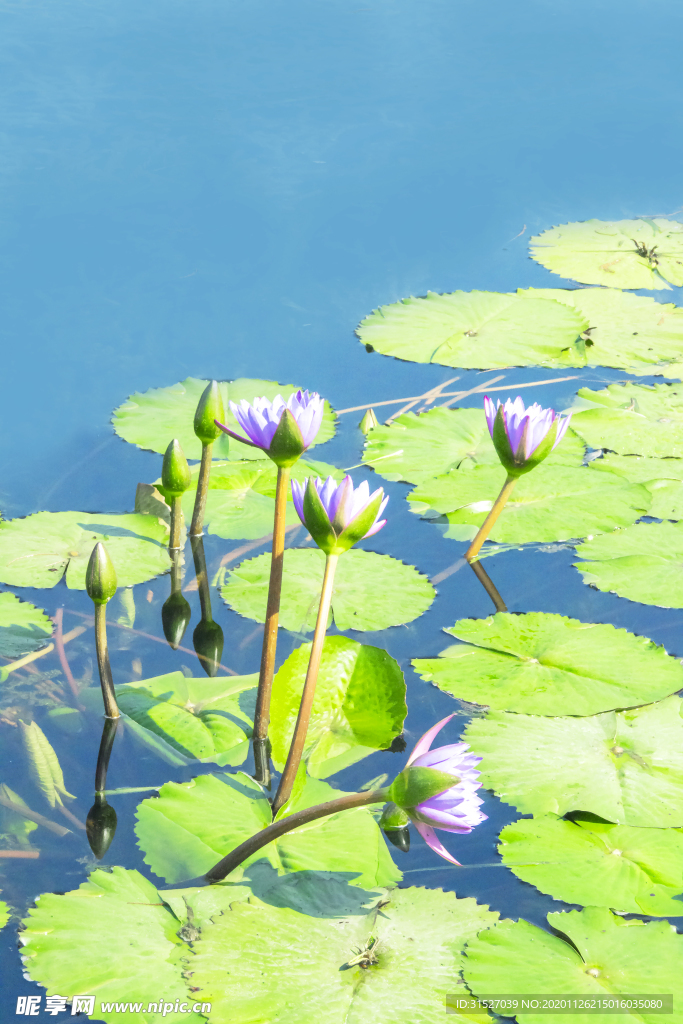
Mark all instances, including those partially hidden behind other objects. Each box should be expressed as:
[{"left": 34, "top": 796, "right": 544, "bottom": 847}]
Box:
[
  {"left": 266, "top": 408, "right": 308, "bottom": 468},
  {"left": 358, "top": 408, "right": 379, "bottom": 434},
  {"left": 291, "top": 475, "right": 388, "bottom": 555},
  {"left": 194, "top": 380, "right": 225, "bottom": 445},
  {"left": 215, "top": 390, "right": 324, "bottom": 466},
  {"left": 379, "top": 801, "right": 411, "bottom": 830},
  {"left": 385, "top": 826, "right": 411, "bottom": 852},
  {"left": 485, "top": 396, "right": 571, "bottom": 477},
  {"left": 162, "top": 591, "right": 191, "bottom": 649},
  {"left": 161, "top": 439, "right": 192, "bottom": 497},
  {"left": 85, "top": 543, "right": 117, "bottom": 605},
  {"left": 86, "top": 792, "right": 117, "bottom": 860},
  {"left": 193, "top": 619, "right": 224, "bottom": 677}
]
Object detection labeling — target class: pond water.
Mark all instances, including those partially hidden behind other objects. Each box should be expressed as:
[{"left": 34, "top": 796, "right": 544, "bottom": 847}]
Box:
[{"left": 2, "top": 1, "right": 683, "bottom": 1021}]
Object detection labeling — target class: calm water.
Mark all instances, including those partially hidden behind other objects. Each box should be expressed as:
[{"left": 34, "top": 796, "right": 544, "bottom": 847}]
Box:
[{"left": 2, "top": 0, "right": 683, "bottom": 1018}]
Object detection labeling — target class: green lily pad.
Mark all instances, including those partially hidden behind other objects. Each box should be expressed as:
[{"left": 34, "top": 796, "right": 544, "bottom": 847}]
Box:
[
  {"left": 220, "top": 547, "right": 435, "bottom": 633},
  {"left": 0, "top": 900, "right": 9, "bottom": 929},
  {"left": 113, "top": 377, "right": 337, "bottom": 462},
  {"left": 463, "top": 907, "right": 683, "bottom": 1024},
  {"left": 499, "top": 814, "right": 683, "bottom": 916},
  {"left": 529, "top": 218, "right": 683, "bottom": 290},
  {"left": 21, "top": 867, "right": 206, "bottom": 1024},
  {"left": 356, "top": 290, "right": 588, "bottom": 368},
  {"left": 517, "top": 287, "right": 683, "bottom": 374},
  {"left": 0, "top": 592, "right": 53, "bottom": 659},
  {"left": 362, "top": 407, "right": 584, "bottom": 486},
  {"left": 464, "top": 695, "right": 683, "bottom": 826},
  {"left": 412, "top": 612, "right": 683, "bottom": 716},
  {"left": 270, "top": 636, "right": 407, "bottom": 778},
  {"left": 574, "top": 521, "right": 683, "bottom": 607},
  {"left": 589, "top": 454, "right": 683, "bottom": 520},
  {"left": 189, "top": 886, "right": 498, "bottom": 1024},
  {"left": 571, "top": 382, "right": 683, "bottom": 457},
  {"left": 409, "top": 464, "right": 650, "bottom": 544},
  {"left": 135, "top": 771, "right": 402, "bottom": 887},
  {"left": 0, "top": 511, "right": 171, "bottom": 589},
  {"left": 115, "top": 671, "right": 257, "bottom": 767}
]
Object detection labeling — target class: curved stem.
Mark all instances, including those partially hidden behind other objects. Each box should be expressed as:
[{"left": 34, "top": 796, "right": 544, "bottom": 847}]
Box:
[
  {"left": 95, "top": 717, "right": 120, "bottom": 792},
  {"left": 206, "top": 788, "right": 388, "bottom": 882},
  {"left": 94, "top": 604, "right": 119, "bottom": 719},
  {"left": 464, "top": 475, "right": 517, "bottom": 563},
  {"left": 272, "top": 552, "right": 339, "bottom": 815},
  {"left": 190, "top": 441, "right": 213, "bottom": 537},
  {"left": 468, "top": 559, "right": 507, "bottom": 612},
  {"left": 169, "top": 495, "right": 183, "bottom": 550},
  {"left": 253, "top": 466, "right": 290, "bottom": 746}
]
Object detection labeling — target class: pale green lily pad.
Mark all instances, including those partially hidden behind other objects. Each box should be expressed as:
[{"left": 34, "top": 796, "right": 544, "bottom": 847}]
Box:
[
  {"left": 270, "top": 636, "right": 406, "bottom": 778},
  {"left": 356, "top": 290, "right": 588, "bottom": 368},
  {"left": 413, "top": 612, "right": 683, "bottom": 716},
  {"left": 518, "top": 287, "right": 683, "bottom": 373},
  {"left": 499, "top": 814, "right": 683, "bottom": 916},
  {"left": 115, "top": 671, "right": 257, "bottom": 767},
  {"left": 589, "top": 454, "right": 683, "bottom": 520},
  {"left": 410, "top": 464, "right": 650, "bottom": 544},
  {"left": 0, "top": 511, "right": 171, "bottom": 589},
  {"left": 221, "top": 547, "right": 434, "bottom": 633},
  {"left": 113, "top": 377, "right": 337, "bottom": 461},
  {"left": 571, "top": 382, "right": 683, "bottom": 457},
  {"left": 464, "top": 695, "right": 683, "bottom": 826},
  {"left": 189, "top": 886, "right": 498, "bottom": 1024},
  {"left": 463, "top": 907, "right": 683, "bottom": 1024},
  {"left": 135, "top": 772, "right": 401, "bottom": 887},
  {"left": 529, "top": 218, "right": 683, "bottom": 290},
  {"left": 575, "top": 522, "right": 683, "bottom": 607},
  {"left": 0, "top": 899, "right": 9, "bottom": 929},
  {"left": 0, "top": 592, "right": 53, "bottom": 658},
  {"left": 362, "top": 407, "right": 584, "bottom": 486},
  {"left": 20, "top": 867, "right": 206, "bottom": 1024}
]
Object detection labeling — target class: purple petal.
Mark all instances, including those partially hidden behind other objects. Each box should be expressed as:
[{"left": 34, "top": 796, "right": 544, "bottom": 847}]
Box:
[
  {"left": 363, "top": 518, "right": 387, "bottom": 538},
  {"left": 406, "top": 714, "right": 455, "bottom": 767},
  {"left": 552, "top": 413, "right": 572, "bottom": 450},
  {"left": 214, "top": 420, "right": 259, "bottom": 448},
  {"left": 413, "top": 822, "right": 463, "bottom": 866},
  {"left": 291, "top": 479, "right": 306, "bottom": 522},
  {"left": 484, "top": 396, "right": 497, "bottom": 437}
]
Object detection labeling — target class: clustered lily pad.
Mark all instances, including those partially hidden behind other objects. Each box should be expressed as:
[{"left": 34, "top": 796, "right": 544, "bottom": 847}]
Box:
[
  {"left": 570, "top": 381, "right": 683, "bottom": 457},
  {"left": 574, "top": 521, "right": 683, "bottom": 608}
]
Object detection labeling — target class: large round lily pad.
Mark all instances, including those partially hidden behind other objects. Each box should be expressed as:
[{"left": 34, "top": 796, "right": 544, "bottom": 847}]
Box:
[
  {"left": 413, "top": 612, "right": 683, "bottom": 716},
  {"left": 571, "top": 382, "right": 683, "bottom": 457},
  {"left": 529, "top": 218, "right": 683, "bottom": 290},
  {"left": 113, "top": 377, "right": 337, "bottom": 461},
  {"left": 0, "top": 511, "right": 171, "bottom": 589},
  {"left": 464, "top": 695, "right": 683, "bottom": 826},
  {"left": 0, "top": 592, "right": 53, "bottom": 658},
  {"left": 356, "top": 290, "right": 588, "bottom": 368},
  {"left": 574, "top": 522, "right": 683, "bottom": 607},
  {"left": 221, "top": 547, "right": 434, "bottom": 633}
]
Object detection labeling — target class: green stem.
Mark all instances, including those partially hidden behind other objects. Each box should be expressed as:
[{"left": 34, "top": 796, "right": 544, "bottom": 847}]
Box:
[
  {"left": 94, "top": 604, "right": 119, "bottom": 719},
  {"left": 464, "top": 475, "right": 517, "bottom": 563},
  {"left": 272, "top": 552, "right": 339, "bottom": 815},
  {"left": 253, "top": 466, "right": 290, "bottom": 746},
  {"left": 205, "top": 788, "right": 388, "bottom": 882},
  {"left": 94, "top": 717, "right": 120, "bottom": 792},
  {"left": 190, "top": 441, "right": 213, "bottom": 537},
  {"left": 169, "top": 495, "right": 183, "bottom": 550}
]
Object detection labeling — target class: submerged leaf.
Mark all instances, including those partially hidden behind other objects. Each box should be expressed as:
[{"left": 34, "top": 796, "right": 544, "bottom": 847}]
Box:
[
  {"left": 19, "top": 720, "right": 75, "bottom": 809},
  {"left": 0, "top": 593, "right": 53, "bottom": 659}
]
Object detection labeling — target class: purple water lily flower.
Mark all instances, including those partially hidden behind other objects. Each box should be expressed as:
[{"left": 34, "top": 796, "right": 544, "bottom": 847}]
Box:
[
  {"left": 215, "top": 390, "right": 324, "bottom": 466},
  {"left": 406, "top": 714, "right": 487, "bottom": 866},
  {"left": 484, "top": 396, "right": 571, "bottom": 476},
  {"left": 291, "top": 475, "right": 388, "bottom": 555}
]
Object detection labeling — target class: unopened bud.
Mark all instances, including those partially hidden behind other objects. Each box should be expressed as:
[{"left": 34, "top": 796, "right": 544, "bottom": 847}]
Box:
[
  {"left": 194, "top": 380, "right": 225, "bottom": 446},
  {"left": 86, "top": 543, "right": 117, "bottom": 605},
  {"left": 359, "top": 408, "right": 379, "bottom": 434},
  {"left": 162, "top": 439, "right": 192, "bottom": 497}
]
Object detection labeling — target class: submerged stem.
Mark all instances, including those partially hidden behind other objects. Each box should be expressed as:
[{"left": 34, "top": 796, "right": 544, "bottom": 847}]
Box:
[
  {"left": 468, "top": 559, "right": 507, "bottom": 612},
  {"left": 272, "top": 552, "right": 339, "bottom": 815},
  {"left": 190, "top": 441, "right": 213, "bottom": 537},
  {"left": 464, "top": 475, "right": 517, "bottom": 563},
  {"left": 205, "top": 788, "right": 388, "bottom": 882},
  {"left": 94, "top": 604, "right": 119, "bottom": 719}
]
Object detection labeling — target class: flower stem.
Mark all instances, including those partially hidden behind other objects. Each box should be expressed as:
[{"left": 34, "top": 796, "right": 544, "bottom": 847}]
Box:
[
  {"left": 253, "top": 466, "right": 291, "bottom": 747},
  {"left": 468, "top": 559, "right": 507, "bottom": 612},
  {"left": 464, "top": 475, "right": 517, "bottom": 563},
  {"left": 205, "top": 787, "right": 388, "bottom": 882},
  {"left": 190, "top": 440, "right": 213, "bottom": 537},
  {"left": 169, "top": 495, "right": 183, "bottom": 550},
  {"left": 272, "top": 552, "right": 339, "bottom": 815},
  {"left": 94, "top": 604, "right": 119, "bottom": 719}
]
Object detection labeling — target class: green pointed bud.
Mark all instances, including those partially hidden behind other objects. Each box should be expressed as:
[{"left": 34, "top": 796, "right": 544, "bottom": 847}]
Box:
[
  {"left": 302, "top": 478, "right": 337, "bottom": 553},
  {"left": 379, "top": 801, "right": 411, "bottom": 830},
  {"left": 388, "top": 765, "right": 460, "bottom": 810},
  {"left": 359, "top": 408, "right": 379, "bottom": 435},
  {"left": 86, "top": 792, "right": 117, "bottom": 860},
  {"left": 162, "top": 439, "right": 192, "bottom": 497},
  {"left": 162, "top": 591, "right": 191, "bottom": 649},
  {"left": 193, "top": 619, "right": 224, "bottom": 677},
  {"left": 194, "top": 380, "right": 225, "bottom": 445},
  {"left": 492, "top": 406, "right": 559, "bottom": 478},
  {"left": 267, "top": 408, "right": 307, "bottom": 467},
  {"left": 335, "top": 489, "right": 384, "bottom": 553},
  {"left": 86, "top": 543, "right": 117, "bottom": 605}
]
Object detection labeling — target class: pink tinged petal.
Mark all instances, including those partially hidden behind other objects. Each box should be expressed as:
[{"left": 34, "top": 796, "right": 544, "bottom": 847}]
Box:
[
  {"left": 323, "top": 476, "right": 347, "bottom": 520},
  {"left": 552, "top": 413, "right": 572, "bottom": 450},
  {"left": 406, "top": 714, "right": 455, "bottom": 766},
  {"left": 484, "top": 396, "right": 497, "bottom": 436},
  {"left": 363, "top": 518, "right": 386, "bottom": 538},
  {"left": 291, "top": 479, "right": 306, "bottom": 521},
  {"left": 413, "top": 822, "right": 463, "bottom": 866},
  {"left": 214, "top": 420, "right": 258, "bottom": 447}
]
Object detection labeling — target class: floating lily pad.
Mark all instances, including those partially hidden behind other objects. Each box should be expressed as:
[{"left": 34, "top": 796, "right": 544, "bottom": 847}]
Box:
[
  {"left": 362, "top": 407, "right": 584, "bottom": 486},
  {"left": 135, "top": 772, "right": 401, "bottom": 887},
  {"left": 464, "top": 695, "right": 683, "bottom": 826},
  {"left": 0, "top": 900, "right": 9, "bottom": 929},
  {"left": 356, "top": 290, "right": 588, "bottom": 368},
  {"left": 463, "top": 907, "right": 683, "bottom": 1024},
  {"left": 0, "top": 511, "right": 171, "bottom": 589},
  {"left": 517, "top": 287, "right": 683, "bottom": 373},
  {"left": 115, "top": 672, "right": 257, "bottom": 767},
  {"left": 221, "top": 548, "right": 434, "bottom": 633},
  {"left": 499, "top": 814, "right": 683, "bottom": 916},
  {"left": 270, "top": 637, "right": 406, "bottom": 778},
  {"left": 574, "top": 522, "right": 683, "bottom": 607},
  {"left": 529, "top": 218, "right": 683, "bottom": 290},
  {"left": 413, "top": 612, "right": 683, "bottom": 716},
  {"left": 410, "top": 464, "right": 650, "bottom": 544},
  {"left": 571, "top": 382, "right": 683, "bottom": 457},
  {"left": 0, "top": 593, "right": 53, "bottom": 659},
  {"left": 589, "top": 454, "right": 683, "bottom": 520},
  {"left": 113, "top": 377, "right": 337, "bottom": 462},
  {"left": 189, "top": 886, "right": 498, "bottom": 1024}
]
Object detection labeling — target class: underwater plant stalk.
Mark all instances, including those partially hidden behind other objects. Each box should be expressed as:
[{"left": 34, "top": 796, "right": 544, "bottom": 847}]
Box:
[
  {"left": 205, "top": 787, "right": 387, "bottom": 882},
  {"left": 169, "top": 495, "right": 183, "bottom": 550},
  {"left": 464, "top": 475, "right": 516, "bottom": 563},
  {"left": 94, "top": 604, "right": 119, "bottom": 719},
  {"left": 468, "top": 559, "right": 507, "bottom": 612},
  {"left": 271, "top": 552, "right": 339, "bottom": 815},
  {"left": 190, "top": 441, "right": 213, "bottom": 537}
]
